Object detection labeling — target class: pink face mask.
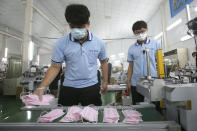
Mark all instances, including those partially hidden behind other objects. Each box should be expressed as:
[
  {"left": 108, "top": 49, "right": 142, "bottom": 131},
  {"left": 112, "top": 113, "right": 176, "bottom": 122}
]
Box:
[
  {"left": 21, "top": 94, "right": 54, "bottom": 106},
  {"left": 60, "top": 106, "right": 82, "bottom": 122},
  {"left": 38, "top": 109, "right": 65, "bottom": 123},
  {"left": 103, "top": 108, "right": 119, "bottom": 123},
  {"left": 80, "top": 106, "right": 98, "bottom": 122},
  {"left": 122, "top": 110, "right": 143, "bottom": 124}
]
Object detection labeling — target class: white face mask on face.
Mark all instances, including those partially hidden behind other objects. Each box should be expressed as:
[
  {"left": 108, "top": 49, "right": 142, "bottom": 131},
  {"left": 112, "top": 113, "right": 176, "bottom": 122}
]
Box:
[
  {"left": 70, "top": 28, "right": 87, "bottom": 40},
  {"left": 136, "top": 32, "right": 147, "bottom": 41}
]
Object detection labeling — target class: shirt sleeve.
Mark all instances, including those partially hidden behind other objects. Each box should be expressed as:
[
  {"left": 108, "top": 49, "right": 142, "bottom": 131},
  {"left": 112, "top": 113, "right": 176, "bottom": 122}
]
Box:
[
  {"left": 51, "top": 40, "right": 64, "bottom": 64},
  {"left": 98, "top": 41, "right": 107, "bottom": 61},
  {"left": 127, "top": 47, "right": 134, "bottom": 62}
]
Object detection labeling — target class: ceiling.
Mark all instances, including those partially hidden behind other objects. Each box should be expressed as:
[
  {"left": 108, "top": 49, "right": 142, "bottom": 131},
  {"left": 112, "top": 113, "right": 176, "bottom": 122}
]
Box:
[{"left": 0, "top": 0, "right": 164, "bottom": 54}]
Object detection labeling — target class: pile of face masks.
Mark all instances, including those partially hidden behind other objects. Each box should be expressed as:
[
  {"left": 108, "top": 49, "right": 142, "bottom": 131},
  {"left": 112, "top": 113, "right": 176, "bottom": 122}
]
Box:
[
  {"left": 122, "top": 109, "right": 143, "bottom": 124},
  {"left": 21, "top": 94, "right": 54, "bottom": 106},
  {"left": 60, "top": 106, "right": 82, "bottom": 122},
  {"left": 36, "top": 106, "right": 143, "bottom": 124},
  {"left": 80, "top": 106, "right": 98, "bottom": 122},
  {"left": 103, "top": 107, "right": 119, "bottom": 123},
  {"left": 38, "top": 109, "right": 65, "bottom": 122}
]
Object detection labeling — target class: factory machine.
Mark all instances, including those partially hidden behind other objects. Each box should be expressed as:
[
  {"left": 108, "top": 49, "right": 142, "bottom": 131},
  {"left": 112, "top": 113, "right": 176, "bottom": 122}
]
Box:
[
  {"left": 136, "top": 48, "right": 197, "bottom": 131},
  {"left": 20, "top": 65, "right": 47, "bottom": 92},
  {"left": 4, "top": 18, "right": 197, "bottom": 131},
  {"left": 0, "top": 64, "right": 181, "bottom": 131},
  {"left": 0, "top": 104, "right": 180, "bottom": 131},
  {"left": 136, "top": 17, "right": 197, "bottom": 131}
]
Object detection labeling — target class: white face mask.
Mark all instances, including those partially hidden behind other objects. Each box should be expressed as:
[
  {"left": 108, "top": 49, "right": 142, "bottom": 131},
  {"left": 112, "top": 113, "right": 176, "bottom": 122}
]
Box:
[
  {"left": 136, "top": 32, "right": 147, "bottom": 41},
  {"left": 70, "top": 28, "right": 87, "bottom": 40}
]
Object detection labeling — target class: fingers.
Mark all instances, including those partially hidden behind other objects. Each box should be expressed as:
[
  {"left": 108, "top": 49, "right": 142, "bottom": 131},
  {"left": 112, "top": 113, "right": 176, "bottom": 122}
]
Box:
[
  {"left": 101, "top": 88, "right": 107, "bottom": 94},
  {"left": 38, "top": 94, "right": 43, "bottom": 101},
  {"left": 33, "top": 89, "right": 43, "bottom": 101}
]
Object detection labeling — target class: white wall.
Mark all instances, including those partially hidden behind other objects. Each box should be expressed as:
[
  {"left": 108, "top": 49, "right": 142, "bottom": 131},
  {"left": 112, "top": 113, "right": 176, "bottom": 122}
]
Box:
[
  {"left": 0, "top": 34, "right": 22, "bottom": 58},
  {"left": 0, "top": 35, "right": 2, "bottom": 54},
  {"left": 39, "top": 54, "right": 51, "bottom": 66},
  {"left": 7, "top": 37, "right": 22, "bottom": 56},
  {"left": 148, "top": 0, "right": 197, "bottom": 66},
  {"left": 105, "top": 39, "right": 135, "bottom": 69}
]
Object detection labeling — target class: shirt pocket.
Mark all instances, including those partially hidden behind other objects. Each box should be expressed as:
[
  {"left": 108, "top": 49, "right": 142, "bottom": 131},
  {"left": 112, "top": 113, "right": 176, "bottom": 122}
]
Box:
[{"left": 87, "top": 50, "right": 99, "bottom": 64}]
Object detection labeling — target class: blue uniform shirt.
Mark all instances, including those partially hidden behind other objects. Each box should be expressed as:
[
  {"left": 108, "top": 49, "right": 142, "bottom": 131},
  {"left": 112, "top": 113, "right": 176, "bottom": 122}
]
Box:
[
  {"left": 51, "top": 31, "right": 107, "bottom": 88},
  {"left": 127, "top": 38, "right": 162, "bottom": 86}
]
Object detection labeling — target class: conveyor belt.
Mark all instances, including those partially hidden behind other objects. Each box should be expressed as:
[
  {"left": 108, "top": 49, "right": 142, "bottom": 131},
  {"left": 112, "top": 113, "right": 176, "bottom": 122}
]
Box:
[
  {"left": 0, "top": 122, "right": 180, "bottom": 131},
  {"left": 0, "top": 97, "right": 181, "bottom": 131},
  {"left": 20, "top": 104, "right": 155, "bottom": 111}
]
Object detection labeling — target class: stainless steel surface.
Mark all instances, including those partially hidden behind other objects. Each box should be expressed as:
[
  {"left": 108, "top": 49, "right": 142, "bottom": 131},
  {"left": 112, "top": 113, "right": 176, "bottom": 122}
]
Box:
[
  {"left": 107, "top": 85, "right": 126, "bottom": 91},
  {"left": 6, "top": 57, "right": 22, "bottom": 79},
  {"left": 164, "top": 83, "right": 197, "bottom": 131},
  {"left": 3, "top": 77, "right": 21, "bottom": 95},
  {"left": 0, "top": 121, "right": 181, "bottom": 131},
  {"left": 136, "top": 78, "right": 165, "bottom": 101},
  {"left": 145, "top": 48, "right": 151, "bottom": 79},
  {"left": 21, "top": 104, "right": 155, "bottom": 111}
]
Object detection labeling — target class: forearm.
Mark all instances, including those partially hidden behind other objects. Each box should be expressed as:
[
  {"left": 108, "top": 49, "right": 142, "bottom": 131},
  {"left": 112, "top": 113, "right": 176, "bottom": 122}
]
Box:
[
  {"left": 39, "top": 64, "right": 61, "bottom": 88},
  {"left": 101, "top": 61, "right": 108, "bottom": 83}
]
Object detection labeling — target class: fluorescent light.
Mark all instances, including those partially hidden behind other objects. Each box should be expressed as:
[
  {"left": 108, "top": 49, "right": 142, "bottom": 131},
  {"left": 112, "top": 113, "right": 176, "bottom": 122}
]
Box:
[
  {"left": 113, "top": 60, "right": 121, "bottom": 66},
  {"left": 2, "top": 57, "right": 7, "bottom": 63},
  {"left": 194, "top": 7, "right": 197, "bottom": 12},
  {"left": 4, "top": 48, "right": 8, "bottom": 58},
  {"left": 110, "top": 55, "right": 116, "bottom": 60},
  {"left": 166, "top": 19, "right": 182, "bottom": 31},
  {"left": 118, "top": 53, "right": 124, "bottom": 56},
  {"left": 180, "top": 35, "right": 193, "bottom": 41},
  {"left": 27, "top": 111, "right": 31, "bottom": 120},
  {"left": 110, "top": 55, "right": 116, "bottom": 58},
  {"left": 118, "top": 53, "right": 125, "bottom": 58},
  {"left": 154, "top": 32, "right": 163, "bottom": 40},
  {"left": 37, "top": 55, "right": 40, "bottom": 66},
  {"left": 28, "top": 41, "right": 34, "bottom": 61}
]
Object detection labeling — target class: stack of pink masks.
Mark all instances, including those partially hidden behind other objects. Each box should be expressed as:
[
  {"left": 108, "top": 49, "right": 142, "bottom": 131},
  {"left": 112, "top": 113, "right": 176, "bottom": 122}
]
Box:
[
  {"left": 103, "top": 107, "right": 119, "bottom": 123},
  {"left": 38, "top": 109, "right": 65, "bottom": 122},
  {"left": 122, "top": 110, "right": 143, "bottom": 124},
  {"left": 108, "top": 85, "right": 119, "bottom": 88},
  {"left": 80, "top": 106, "right": 98, "bottom": 122},
  {"left": 60, "top": 106, "right": 82, "bottom": 122},
  {"left": 21, "top": 94, "right": 54, "bottom": 106}
]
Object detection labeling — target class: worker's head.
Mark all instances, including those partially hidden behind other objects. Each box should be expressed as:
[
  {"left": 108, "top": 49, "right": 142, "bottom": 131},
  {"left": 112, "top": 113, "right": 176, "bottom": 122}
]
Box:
[
  {"left": 65, "top": 4, "right": 90, "bottom": 40},
  {"left": 132, "top": 20, "right": 148, "bottom": 42}
]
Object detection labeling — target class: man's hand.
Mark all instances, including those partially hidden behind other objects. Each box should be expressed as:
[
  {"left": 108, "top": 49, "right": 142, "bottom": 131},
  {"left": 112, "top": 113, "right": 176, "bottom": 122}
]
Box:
[
  {"left": 127, "top": 83, "right": 131, "bottom": 95},
  {"left": 33, "top": 87, "right": 45, "bottom": 101},
  {"left": 101, "top": 82, "right": 108, "bottom": 94}
]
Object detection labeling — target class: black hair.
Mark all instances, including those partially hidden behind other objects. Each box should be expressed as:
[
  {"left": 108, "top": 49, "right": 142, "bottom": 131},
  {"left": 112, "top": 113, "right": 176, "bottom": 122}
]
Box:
[
  {"left": 132, "top": 20, "right": 147, "bottom": 32},
  {"left": 65, "top": 4, "right": 90, "bottom": 26}
]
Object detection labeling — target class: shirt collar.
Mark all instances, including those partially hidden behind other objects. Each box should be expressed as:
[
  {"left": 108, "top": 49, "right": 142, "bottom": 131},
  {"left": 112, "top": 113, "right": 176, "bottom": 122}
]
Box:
[
  {"left": 135, "top": 38, "right": 150, "bottom": 46},
  {"left": 69, "top": 30, "right": 93, "bottom": 42}
]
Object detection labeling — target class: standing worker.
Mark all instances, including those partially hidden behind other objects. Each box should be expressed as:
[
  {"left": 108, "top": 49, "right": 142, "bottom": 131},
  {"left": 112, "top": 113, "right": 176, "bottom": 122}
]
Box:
[
  {"left": 107, "top": 58, "right": 112, "bottom": 84},
  {"left": 127, "top": 20, "right": 162, "bottom": 105},
  {"left": 34, "top": 4, "right": 108, "bottom": 106}
]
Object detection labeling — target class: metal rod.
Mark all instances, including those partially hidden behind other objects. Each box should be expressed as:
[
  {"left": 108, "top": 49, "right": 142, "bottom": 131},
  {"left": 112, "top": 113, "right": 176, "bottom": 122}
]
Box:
[
  {"left": 145, "top": 48, "right": 151, "bottom": 79},
  {"left": 186, "top": 4, "right": 191, "bottom": 21},
  {"left": 32, "top": 5, "right": 64, "bottom": 35}
]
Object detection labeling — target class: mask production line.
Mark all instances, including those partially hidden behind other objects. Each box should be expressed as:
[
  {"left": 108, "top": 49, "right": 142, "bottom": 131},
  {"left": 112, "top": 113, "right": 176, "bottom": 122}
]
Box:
[{"left": 0, "top": 1, "right": 197, "bottom": 131}]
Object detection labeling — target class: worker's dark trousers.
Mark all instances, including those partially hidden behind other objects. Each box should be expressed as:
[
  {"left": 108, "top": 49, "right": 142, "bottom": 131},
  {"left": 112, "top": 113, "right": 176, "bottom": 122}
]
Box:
[
  {"left": 58, "top": 83, "right": 102, "bottom": 106},
  {"left": 131, "top": 86, "right": 144, "bottom": 105}
]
